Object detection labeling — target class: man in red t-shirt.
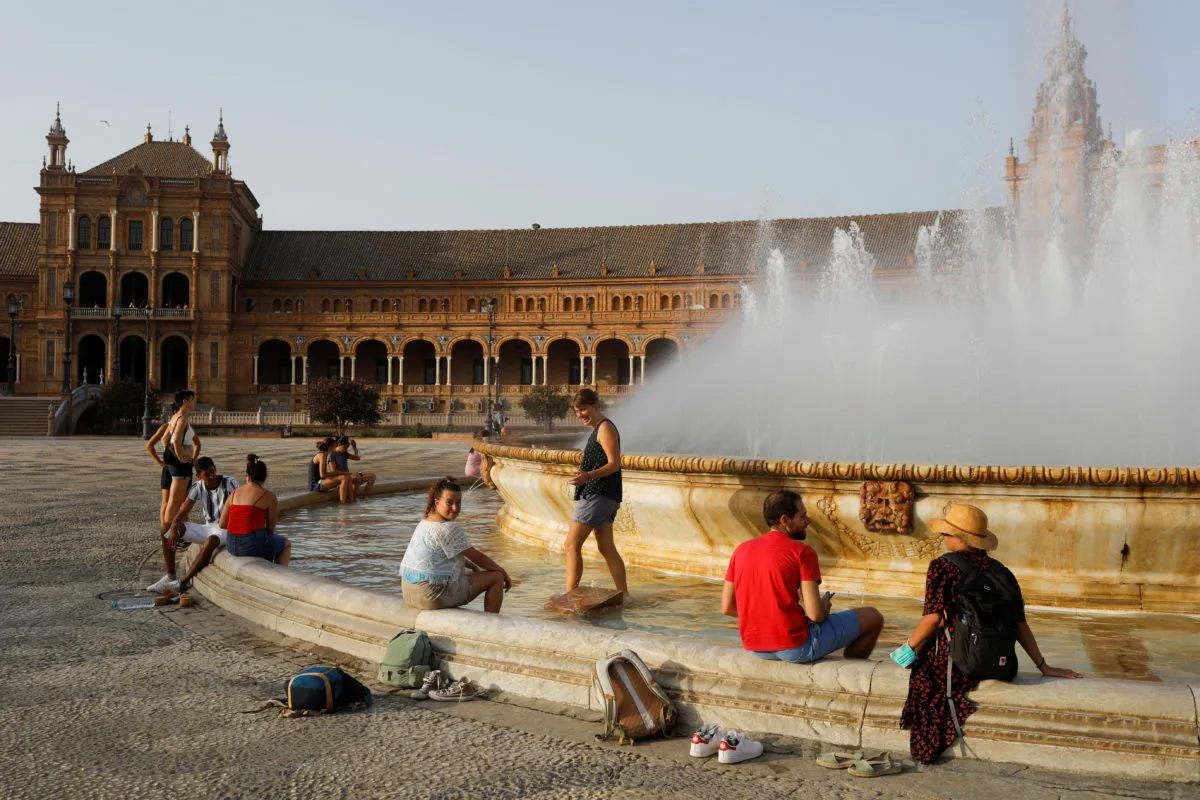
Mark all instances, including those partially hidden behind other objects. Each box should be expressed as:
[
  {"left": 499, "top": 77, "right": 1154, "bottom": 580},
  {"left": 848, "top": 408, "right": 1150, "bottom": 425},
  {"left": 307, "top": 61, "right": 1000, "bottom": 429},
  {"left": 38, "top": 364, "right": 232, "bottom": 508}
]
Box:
[{"left": 722, "top": 490, "right": 884, "bottom": 662}]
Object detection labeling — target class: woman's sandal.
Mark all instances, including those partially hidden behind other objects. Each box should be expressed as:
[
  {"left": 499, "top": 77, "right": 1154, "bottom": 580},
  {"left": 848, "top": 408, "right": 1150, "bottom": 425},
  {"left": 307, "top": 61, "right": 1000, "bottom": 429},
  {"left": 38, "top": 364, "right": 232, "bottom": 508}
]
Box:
[
  {"left": 847, "top": 754, "right": 903, "bottom": 778},
  {"left": 816, "top": 750, "right": 864, "bottom": 769}
]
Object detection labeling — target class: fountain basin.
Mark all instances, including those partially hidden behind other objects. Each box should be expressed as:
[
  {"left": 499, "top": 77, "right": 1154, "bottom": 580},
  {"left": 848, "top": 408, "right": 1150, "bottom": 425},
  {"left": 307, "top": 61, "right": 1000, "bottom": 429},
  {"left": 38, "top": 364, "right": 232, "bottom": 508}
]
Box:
[{"left": 476, "top": 441, "right": 1200, "bottom": 613}]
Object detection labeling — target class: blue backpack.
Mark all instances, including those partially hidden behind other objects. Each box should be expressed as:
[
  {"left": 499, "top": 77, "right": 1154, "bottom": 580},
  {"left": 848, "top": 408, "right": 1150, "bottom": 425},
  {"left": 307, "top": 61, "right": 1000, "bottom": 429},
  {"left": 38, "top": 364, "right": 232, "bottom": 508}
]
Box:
[{"left": 282, "top": 666, "right": 372, "bottom": 714}]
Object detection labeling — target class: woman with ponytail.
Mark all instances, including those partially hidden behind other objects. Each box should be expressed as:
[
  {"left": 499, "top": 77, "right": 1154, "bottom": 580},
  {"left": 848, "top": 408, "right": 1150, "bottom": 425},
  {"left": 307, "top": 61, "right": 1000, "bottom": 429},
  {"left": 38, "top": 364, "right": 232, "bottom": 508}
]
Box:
[
  {"left": 219, "top": 454, "right": 290, "bottom": 564},
  {"left": 399, "top": 476, "right": 510, "bottom": 612}
]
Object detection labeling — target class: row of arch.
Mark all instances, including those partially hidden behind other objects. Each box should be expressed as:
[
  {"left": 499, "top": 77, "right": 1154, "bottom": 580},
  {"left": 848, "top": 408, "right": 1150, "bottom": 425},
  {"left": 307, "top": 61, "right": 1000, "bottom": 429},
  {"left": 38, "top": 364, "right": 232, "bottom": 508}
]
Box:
[
  {"left": 72, "top": 332, "right": 190, "bottom": 391},
  {"left": 256, "top": 292, "right": 743, "bottom": 315},
  {"left": 76, "top": 215, "right": 193, "bottom": 251},
  {"left": 255, "top": 336, "right": 680, "bottom": 387},
  {"left": 76, "top": 270, "right": 190, "bottom": 308}
]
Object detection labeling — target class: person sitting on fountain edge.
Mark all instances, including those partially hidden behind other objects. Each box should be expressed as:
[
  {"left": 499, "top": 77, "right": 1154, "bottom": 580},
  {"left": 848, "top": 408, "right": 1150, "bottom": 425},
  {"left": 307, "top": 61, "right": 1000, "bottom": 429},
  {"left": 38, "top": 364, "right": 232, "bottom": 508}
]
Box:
[
  {"left": 147, "top": 456, "right": 237, "bottom": 593},
  {"left": 332, "top": 435, "right": 376, "bottom": 500},
  {"left": 722, "top": 490, "right": 884, "bottom": 663}
]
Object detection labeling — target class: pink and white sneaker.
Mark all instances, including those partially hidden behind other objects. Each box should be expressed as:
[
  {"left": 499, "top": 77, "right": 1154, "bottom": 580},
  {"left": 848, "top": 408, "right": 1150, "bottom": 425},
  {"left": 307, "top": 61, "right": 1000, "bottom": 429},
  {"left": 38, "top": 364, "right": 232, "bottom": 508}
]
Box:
[
  {"left": 717, "top": 731, "right": 764, "bottom": 764},
  {"left": 689, "top": 723, "right": 722, "bottom": 757}
]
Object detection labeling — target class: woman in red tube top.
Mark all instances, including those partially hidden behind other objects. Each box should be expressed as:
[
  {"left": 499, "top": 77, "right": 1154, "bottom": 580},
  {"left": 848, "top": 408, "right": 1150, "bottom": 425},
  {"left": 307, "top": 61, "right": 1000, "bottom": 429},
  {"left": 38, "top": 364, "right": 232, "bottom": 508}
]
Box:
[{"left": 219, "top": 454, "right": 290, "bottom": 564}]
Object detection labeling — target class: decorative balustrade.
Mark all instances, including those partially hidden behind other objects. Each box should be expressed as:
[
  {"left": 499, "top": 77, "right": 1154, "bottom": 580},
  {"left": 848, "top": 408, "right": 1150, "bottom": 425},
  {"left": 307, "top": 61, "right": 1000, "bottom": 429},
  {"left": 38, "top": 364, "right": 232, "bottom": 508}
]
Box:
[
  {"left": 247, "top": 308, "right": 726, "bottom": 326},
  {"left": 70, "top": 307, "right": 112, "bottom": 319},
  {"left": 68, "top": 306, "right": 191, "bottom": 320}
]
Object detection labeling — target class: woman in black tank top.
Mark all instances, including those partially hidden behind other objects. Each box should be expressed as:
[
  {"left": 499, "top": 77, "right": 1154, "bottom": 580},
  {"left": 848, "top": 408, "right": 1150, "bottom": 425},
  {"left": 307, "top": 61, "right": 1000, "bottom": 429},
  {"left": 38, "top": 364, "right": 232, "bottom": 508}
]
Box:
[{"left": 564, "top": 388, "right": 628, "bottom": 595}]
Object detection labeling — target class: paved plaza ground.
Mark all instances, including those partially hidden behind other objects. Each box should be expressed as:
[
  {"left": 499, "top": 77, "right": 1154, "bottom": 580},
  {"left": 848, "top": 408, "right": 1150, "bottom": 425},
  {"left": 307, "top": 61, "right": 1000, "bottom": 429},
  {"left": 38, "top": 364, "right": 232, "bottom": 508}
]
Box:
[{"left": 0, "top": 437, "right": 1189, "bottom": 799}]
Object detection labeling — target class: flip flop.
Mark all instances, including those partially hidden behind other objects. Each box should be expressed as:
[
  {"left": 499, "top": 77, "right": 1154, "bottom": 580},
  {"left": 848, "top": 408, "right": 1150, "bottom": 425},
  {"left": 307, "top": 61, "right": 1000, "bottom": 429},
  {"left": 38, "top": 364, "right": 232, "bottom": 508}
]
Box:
[{"left": 847, "top": 754, "right": 903, "bottom": 778}]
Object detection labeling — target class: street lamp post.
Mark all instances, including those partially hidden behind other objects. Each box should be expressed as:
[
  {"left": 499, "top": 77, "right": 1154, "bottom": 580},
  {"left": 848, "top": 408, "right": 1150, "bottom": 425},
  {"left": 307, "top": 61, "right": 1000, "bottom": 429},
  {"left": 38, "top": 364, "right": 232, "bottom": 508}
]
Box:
[
  {"left": 141, "top": 306, "right": 155, "bottom": 439},
  {"left": 112, "top": 305, "right": 122, "bottom": 383},
  {"left": 484, "top": 297, "right": 497, "bottom": 434},
  {"left": 6, "top": 295, "right": 17, "bottom": 395},
  {"left": 61, "top": 281, "right": 74, "bottom": 395}
]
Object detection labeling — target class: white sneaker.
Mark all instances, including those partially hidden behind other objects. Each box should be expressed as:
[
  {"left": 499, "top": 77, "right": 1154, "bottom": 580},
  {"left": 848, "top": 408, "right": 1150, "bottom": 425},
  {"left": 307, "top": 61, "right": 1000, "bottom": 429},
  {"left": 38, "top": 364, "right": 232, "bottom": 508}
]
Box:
[
  {"left": 146, "top": 575, "right": 177, "bottom": 593},
  {"left": 689, "top": 723, "right": 722, "bottom": 757},
  {"left": 717, "top": 731, "right": 764, "bottom": 764},
  {"left": 409, "top": 670, "right": 441, "bottom": 700}
]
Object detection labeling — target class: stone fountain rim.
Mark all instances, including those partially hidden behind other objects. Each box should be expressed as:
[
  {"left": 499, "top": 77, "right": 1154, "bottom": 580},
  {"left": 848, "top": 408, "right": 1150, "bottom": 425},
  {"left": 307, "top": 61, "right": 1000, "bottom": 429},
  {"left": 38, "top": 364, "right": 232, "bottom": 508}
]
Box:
[{"left": 475, "top": 440, "right": 1200, "bottom": 488}]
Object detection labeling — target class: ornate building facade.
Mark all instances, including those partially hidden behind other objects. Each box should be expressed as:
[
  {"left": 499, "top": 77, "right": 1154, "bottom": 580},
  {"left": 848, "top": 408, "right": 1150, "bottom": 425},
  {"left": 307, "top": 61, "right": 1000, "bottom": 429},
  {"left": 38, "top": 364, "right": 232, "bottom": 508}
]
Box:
[{"left": 0, "top": 9, "right": 1181, "bottom": 420}]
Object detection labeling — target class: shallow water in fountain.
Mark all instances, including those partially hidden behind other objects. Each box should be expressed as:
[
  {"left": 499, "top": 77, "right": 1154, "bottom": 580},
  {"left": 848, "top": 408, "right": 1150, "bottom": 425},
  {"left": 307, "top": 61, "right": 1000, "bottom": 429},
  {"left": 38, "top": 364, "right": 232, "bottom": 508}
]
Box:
[{"left": 288, "top": 491, "right": 1200, "bottom": 683}]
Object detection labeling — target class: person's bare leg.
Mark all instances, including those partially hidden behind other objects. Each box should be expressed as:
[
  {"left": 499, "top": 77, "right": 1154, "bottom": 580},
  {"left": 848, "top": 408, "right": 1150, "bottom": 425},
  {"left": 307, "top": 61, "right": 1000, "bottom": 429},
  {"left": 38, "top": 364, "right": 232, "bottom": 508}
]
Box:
[
  {"left": 179, "top": 535, "right": 221, "bottom": 586},
  {"left": 275, "top": 539, "right": 291, "bottom": 567},
  {"left": 338, "top": 476, "right": 353, "bottom": 504},
  {"left": 843, "top": 607, "right": 885, "bottom": 659},
  {"left": 159, "top": 489, "right": 169, "bottom": 525},
  {"left": 361, "top": 473, "right": 376, "bottom": 497},
  {"left": 160, "top": 528, "right": 178, "bottom": 576},
  {"left": 564, "top": 521, "right": 593, "bottom": 592},
  {"left": 469, "top": 571, "right": 505, "bottom": 612},
  {"left": 164, "top": 480, "right": 190, "bottom": 528},
  {"left": 593, "top": 523, "right": 629, "bottom": 595}
]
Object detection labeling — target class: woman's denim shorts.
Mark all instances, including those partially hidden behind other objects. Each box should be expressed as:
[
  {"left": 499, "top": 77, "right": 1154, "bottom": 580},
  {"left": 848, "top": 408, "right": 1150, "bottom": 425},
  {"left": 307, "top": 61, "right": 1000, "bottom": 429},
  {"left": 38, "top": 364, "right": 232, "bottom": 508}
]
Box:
[{"left": 226, "top": 529, "right": 288, "bottom": 562}]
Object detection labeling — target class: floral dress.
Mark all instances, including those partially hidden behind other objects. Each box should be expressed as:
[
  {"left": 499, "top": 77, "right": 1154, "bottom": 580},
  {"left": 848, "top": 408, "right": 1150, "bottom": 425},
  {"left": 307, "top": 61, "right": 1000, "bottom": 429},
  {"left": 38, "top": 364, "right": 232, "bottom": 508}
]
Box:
[{"left": 899, "top": 551, "right": 1026, "bottom": 763}]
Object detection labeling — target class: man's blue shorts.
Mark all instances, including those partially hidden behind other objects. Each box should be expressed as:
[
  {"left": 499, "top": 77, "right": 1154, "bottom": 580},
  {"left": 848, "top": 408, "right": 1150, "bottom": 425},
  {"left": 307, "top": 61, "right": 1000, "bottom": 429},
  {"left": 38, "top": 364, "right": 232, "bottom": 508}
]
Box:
[{"left": 750, "top": 609, "right": 862, "bottom": 664}]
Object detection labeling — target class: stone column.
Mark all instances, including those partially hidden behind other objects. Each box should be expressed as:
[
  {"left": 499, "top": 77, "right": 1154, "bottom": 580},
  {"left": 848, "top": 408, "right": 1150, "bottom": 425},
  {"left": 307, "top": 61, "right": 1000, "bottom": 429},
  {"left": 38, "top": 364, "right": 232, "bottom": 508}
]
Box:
[
  {"left": 398, "top": 355, "right": 404, "bottom": 386},
  {"left": 387, "top": 356, "right": 393, "bottom": 385},
  {"left": 191, "top": 212, "right": 200, "bottom": 254},
  {"left": 349, "top": 355, "right": 356, "bottom": 381},
  {"left": 291, "top": 356, "right": 298, "bottom": 386},
  {"left": 639, "top": 355, "right": 646, "bottom": 384},
  {"left": 151, "top": 211, "right": 158, "bottom": 252},
  {"left": 628, "top": 355, "right": 635, "bottom": 386},
  {"left": 434, "top": 355, "right": 441, "bottom": 386},
  {"left": 252, "top": 355, "right": 259, "bottom": 385},
  {"left": 445, "top": 356, "right": 452, "bottom": 386},
  {"left": 109, "top": 209, "right": 117, "bottom": 252},
  {"left": 590, "top": 355, "right": 597, "bottom": 385},
  {"left": 69, "top": 208, "right": 75, "bottom": 250},
  {"left": 301, "top": 356, "right": 308, "bottom": 385},
  {"left": 482, "top": 354, "right": 489, "bottom": 387}
]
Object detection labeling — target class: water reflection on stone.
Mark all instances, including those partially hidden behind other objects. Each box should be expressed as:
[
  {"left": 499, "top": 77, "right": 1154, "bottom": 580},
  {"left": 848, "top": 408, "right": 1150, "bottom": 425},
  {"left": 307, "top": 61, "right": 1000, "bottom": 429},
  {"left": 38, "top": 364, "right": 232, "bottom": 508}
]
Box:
[{"left": 288, "top": 491, "right": 1200, "bottom": 683}]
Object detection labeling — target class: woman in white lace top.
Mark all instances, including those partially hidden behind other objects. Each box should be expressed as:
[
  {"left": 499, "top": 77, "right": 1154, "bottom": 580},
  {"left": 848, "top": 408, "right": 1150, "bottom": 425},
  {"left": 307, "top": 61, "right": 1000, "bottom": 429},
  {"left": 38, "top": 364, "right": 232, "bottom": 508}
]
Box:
[{"left": 400, "top": 477, "right": 511, "bottom": 612}]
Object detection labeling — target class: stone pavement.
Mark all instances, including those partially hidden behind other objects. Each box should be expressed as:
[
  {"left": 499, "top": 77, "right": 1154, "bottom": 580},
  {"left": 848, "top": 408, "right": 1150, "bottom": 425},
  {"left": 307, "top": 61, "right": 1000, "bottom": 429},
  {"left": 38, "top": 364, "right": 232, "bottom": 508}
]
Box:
[{"left": 0, "top": 437, "right": 1190, "bottom": 799}]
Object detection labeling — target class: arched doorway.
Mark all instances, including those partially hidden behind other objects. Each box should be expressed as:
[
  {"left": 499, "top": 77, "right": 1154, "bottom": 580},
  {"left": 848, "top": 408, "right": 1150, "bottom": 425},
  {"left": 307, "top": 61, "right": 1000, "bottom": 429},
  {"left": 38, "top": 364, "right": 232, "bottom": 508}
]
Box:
[
  {"left": 497, "top": 339, "right": 533, "bottom": 386},
  {"left": 161, "top": 273, "right": 190, "bottom": 308},
  {"left": 643, "top": 338, "right": 679, "bottom": 380},
  {"left": 257, "top": 340, "right": 292, "bottom": 384},
  {"left": 78, "top": 271, "right": 108, "bottom": 308},
  {"left": 450, "top": 339, "right": 484, "bottom": 385},
  {"left": 120, "top": 272, "right": 149, "bottom": 308},
  {"left": 159, "top": 336, "right": 189, "bottom": 392},
  {"left": 402, "top": 339, "right": 436, "bottom": 385},
  {"left": 77, "top": 334, "right": 106, "bottom": 385},
  {"left": 0, "top": 336, "right": 12, "bottom": 389},
  {"left": 355, "top": 339, "right": 389, "bottom": 384},
  {"left": 307, "top": 339, "right": 341, "bottom": 381},
  {"left": 546, "top": 338, "right": 582, "bottom": 386},
  {"left": 595, "top": 338, "right": 630, "bottom": 386},
  {"left": 119, "top": 335, "right": 148, "bottom": 384}
]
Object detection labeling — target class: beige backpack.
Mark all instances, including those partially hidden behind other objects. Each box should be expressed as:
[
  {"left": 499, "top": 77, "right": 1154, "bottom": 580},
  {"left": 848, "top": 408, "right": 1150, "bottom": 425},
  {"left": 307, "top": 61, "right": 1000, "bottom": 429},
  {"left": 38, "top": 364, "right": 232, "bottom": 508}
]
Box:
[{"left": 592, "top": 649, "right": 678, "bottom": 745}]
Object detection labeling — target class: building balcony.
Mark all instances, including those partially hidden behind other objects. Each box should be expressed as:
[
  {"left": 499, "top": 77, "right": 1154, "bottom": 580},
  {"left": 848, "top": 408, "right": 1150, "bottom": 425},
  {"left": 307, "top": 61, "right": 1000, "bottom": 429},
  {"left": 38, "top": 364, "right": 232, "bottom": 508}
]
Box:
[{"left": 68, "top": 306, "right": 193, "bottom": 321}]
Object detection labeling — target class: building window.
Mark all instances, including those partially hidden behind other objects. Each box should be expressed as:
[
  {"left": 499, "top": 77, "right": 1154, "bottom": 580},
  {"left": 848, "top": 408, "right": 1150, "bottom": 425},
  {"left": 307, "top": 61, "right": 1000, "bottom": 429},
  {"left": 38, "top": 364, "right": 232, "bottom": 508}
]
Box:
[
  {"left": 585, "top": 297, "right": 594, "bottom": 311},
  {"left": 659, "top": 294, "right": 669, "bottom": 309},
  {"left": 472, "top": 358, "right": 485, "bottom": 384},
  {"left": 272, "top": 299, "right": 282, "bottom": 313},
  {"left": 47, "top": 212, "right": 58, "bottom": 247},
  {"left": 370, "top": 299, "right": 379, "bottom": 312},
  {"left": 423, "top": 358, "right": 437, "bottom": 384},
  {"left": 721, "top": 293, "right": 731, "bottom": 308},
  {"left": 77, "top": 216, "right": 91, "bottom": 249},
  {"left": 536, "top": 297, "right": 545, "bottom": 311},
  {"left": 128, "top": 220, "right": 143, "bottom": 251},
  {"left": 179, "top": 218, "right": 193, "bottom": 251},
  {"left": 210, "top": 272, "right": 220, "bottom": 307},
  {"left": 245, "top": 298, "right": 255, "bottom": 312},
  {"left": 334, "top": 299, "right": 343, "bottom": 312},
  {"left": 611, "top": 297, "right": 620, "bottom": 311},
  {"left": 345, "top": 299, "right": 352, "bottom": 312},
  {"left": 563, "top": 297, "right": 573, "bottom": 312},
  {"left": 520, "top": 358, "right": 533, "bottom": 385},
  {"left": 284, "top": 299, "right": 293, "bottom": 313},
  {"left": 97, "top": 216, "right": 111, "bottom": 249},
  {"left": 45, "top": 340, "right": 56, "bottom": 377},
  {"left": 209, "top": 342, "right": 219, "bottom": 378},
  {"left": 513, "top": 297, "right": 523, "bottom": 313},
  {"left": 160, "top": 218, "right": 174, "bottom": 251}
]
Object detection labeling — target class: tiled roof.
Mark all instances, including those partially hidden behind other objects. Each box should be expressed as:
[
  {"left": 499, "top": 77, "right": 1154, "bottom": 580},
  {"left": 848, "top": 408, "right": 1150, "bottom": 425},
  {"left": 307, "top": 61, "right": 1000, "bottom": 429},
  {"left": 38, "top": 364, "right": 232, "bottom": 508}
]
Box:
[
  {"left": 0, "top": 222, "right": 39, "bottom": 276},
  {"left": 245, "top": 209, "right": 996, "bottom": 283},
  {"left": 82, "top": 141, "right": 214, "bottom": 178}
]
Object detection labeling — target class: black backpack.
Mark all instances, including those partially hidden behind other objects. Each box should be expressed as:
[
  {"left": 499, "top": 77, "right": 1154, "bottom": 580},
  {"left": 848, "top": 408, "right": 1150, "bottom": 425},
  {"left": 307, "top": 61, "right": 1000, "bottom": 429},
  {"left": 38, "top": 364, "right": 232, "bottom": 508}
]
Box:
[{"left": 943, "top": 552, "right": 1021, "bottom": 682}]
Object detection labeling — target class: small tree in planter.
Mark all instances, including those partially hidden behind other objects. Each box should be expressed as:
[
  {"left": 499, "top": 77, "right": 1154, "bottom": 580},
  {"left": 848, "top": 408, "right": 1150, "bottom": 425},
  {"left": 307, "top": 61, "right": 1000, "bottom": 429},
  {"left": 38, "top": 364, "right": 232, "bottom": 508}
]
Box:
[
  {"left": 519, "top": 385, "right": 571, "bottom": 432},
  {"left": 307, "top": 378, "right": 382, "bottom": 436}
]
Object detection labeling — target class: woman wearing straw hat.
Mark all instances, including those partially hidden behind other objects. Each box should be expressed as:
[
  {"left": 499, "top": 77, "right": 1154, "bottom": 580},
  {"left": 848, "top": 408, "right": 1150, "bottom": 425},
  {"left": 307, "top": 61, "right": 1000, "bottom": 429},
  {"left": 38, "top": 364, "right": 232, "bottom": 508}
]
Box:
[{"left": 892, "top": 503, "right": 1081, "bottom": 764}]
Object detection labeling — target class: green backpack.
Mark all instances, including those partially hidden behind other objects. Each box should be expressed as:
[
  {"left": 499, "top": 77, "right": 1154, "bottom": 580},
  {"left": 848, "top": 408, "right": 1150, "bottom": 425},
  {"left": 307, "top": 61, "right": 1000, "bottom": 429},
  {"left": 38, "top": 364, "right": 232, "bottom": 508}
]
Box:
[{"left": 378, "top": 629, "right": 435, "bottom": 688}]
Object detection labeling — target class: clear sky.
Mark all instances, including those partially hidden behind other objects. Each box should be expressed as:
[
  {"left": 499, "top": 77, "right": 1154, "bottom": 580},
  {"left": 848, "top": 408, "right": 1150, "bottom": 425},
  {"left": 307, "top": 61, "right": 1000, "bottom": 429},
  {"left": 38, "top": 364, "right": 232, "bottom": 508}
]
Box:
[{"left": 1, "top": 0, "right": 1196, "bottom": 231}]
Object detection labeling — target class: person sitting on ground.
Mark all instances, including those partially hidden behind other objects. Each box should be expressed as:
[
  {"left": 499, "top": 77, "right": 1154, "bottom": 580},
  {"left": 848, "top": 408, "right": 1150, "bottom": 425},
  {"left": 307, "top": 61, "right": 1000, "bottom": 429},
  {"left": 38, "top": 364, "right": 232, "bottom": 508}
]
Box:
[
  {"left": 399, "top": 477, "right": 510, "bottom": 613},
  {"left": 331, "top": 435, "right": 376, "bottom": 499},
  {"left": 147, "top": 457, "right": 237, "bottom": 593},
  {"left": 722, "top": 489, "right": 884, "bottom": 663},
  {"left": 309, "top": 438, "right": 353, "bottom": 503},
  {"left": 896, "top": 503, "right": 1081, "bottom": 764},
  {"left": 219, "top": 454, "right": 290, "bottom": 564}
]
